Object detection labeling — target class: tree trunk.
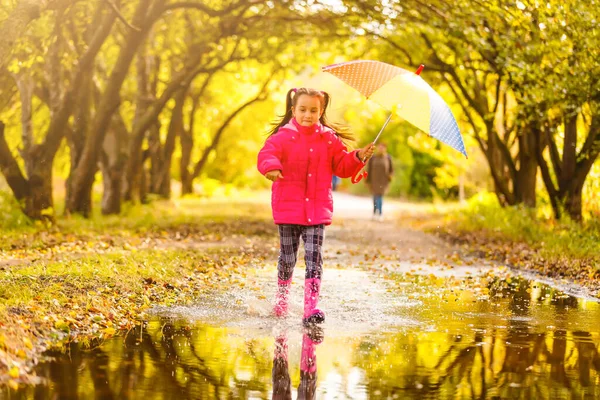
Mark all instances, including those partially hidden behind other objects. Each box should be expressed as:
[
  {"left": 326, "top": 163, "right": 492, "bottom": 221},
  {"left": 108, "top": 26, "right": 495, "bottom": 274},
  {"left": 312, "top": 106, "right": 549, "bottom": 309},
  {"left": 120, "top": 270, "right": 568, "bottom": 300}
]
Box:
[
  {"left": 560, "top": 113, "right": 578, "bottom": 188},
  {"left": 560, "top": 113, "right": 582, "bottom": 220},
  {"left": 179, "top": 131, "right": 193, "bottom": 195},
  {"left": 140, "top": 149, "right": 151, "bottom": 204},
  {"left": 100, "top": 117, "right": 126, "bottom": 215},
  {"left": 485, "top": 124, "right": 515, "bottom": 206},
  {"left": 564, "top": 174, "right": 586, "bottom": 221},
  {"left": 101, "top": 168, "right": 122, "bottom": 215},
  {"left": 179, "top": 95, "right": 197, "bottom": 196},
  {"left": 68, "top": 169, "right": 95, "bottom": 217},
  {"left": 65, "top": 74, "right": 93, "bottom": 216},
  {"left": 3, "top": 77, "right": 54, "bottom": 221},
  {"left": 537, "top": 111, "right": 599, "bottom": 221},
  {"left": 14, "top": 73, "right": 35, "bottom": 153},
  {"left": 66, "top": 0, "right": 154, "bottom": 215},
  {"left": 514, "top": 130, "right": 538, "bottom": 207},
  {"left": 180, "top": 174, "right": 193, "bottom": 196},
  {"left": 66, "top": 75, "right": 95, "bottom": 218},
  {"left": 154, "top": 89, "right": 186, "bottom": 198},
  {"left": 0, "top": 121, "right": 29, "bottom": 202},
  {"left": 124, "top": 38, "right": 155, "bottom": 203},
  {"left": 536, "top": 126, "right": 561, "bottom": 220},
  {"left": 24, "top": 163, "right": 54, "bottom": 221},
  {"left": 147, "top": 122, "right": 162, "bottom": 195}
]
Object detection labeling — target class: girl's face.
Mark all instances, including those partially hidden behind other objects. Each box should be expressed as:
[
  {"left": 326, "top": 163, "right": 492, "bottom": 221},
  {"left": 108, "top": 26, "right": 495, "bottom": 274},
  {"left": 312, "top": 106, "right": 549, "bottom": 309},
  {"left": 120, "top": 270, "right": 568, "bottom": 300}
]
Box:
[{"left": 292, "top": 94, "right": 323, "bottom": 127}]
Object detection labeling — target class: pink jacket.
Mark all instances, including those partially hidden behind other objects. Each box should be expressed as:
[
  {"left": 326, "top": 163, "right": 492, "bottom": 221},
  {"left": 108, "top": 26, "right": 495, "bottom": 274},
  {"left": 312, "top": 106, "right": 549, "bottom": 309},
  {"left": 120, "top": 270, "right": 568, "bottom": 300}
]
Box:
[{"left": 257, "top": 119, "right": 362, "bottom": 226}]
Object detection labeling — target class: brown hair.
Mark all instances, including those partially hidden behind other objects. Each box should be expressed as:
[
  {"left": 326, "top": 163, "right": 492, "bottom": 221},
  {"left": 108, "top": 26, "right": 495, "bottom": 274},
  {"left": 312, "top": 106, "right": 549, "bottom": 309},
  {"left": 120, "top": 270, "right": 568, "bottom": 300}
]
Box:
[{"left": 268, "top": 88, "right": 354, "bottom": 144}]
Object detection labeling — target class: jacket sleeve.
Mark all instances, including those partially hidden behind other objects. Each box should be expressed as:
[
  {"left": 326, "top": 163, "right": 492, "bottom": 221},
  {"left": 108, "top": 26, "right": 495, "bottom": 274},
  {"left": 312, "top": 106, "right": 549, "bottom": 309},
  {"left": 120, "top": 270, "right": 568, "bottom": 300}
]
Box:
[
  {"left": 387, "top": 154, "right": 394, "bottom": 176},
  {"left": 331, "top": 136, "right": 362, "bottom": 178},
  {"left": 257, "top": 134, "right": 284, "bottom": 176},
  {"left": 366, "top": 158, "right": 372, "bottom": 183}
]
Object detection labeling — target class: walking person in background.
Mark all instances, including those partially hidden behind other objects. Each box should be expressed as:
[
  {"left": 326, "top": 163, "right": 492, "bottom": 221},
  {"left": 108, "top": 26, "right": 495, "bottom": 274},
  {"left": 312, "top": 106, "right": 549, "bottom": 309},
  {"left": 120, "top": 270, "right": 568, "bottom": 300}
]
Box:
[
  {"left": 331, "top": 175, "right": 340, "bottom": 191},
  {"left": 366, "top": 143, "right": 393, "bottom": 221},
  {"left": 257, "top": 87, "right": 374, "bottom": 325}
]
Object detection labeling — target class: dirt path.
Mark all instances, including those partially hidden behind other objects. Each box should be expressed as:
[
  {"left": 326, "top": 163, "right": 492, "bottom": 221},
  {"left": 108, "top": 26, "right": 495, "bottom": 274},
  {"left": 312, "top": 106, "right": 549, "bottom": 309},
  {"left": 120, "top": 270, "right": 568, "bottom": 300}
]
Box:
[{"left": 158, "top": 192, "right": 498, "bottom": 337}]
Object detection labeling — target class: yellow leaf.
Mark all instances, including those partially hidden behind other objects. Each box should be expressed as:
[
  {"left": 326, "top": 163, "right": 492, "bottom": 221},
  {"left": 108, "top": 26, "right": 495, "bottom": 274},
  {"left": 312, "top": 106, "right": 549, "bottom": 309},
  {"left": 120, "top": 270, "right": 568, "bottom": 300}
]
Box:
[
  {"left": 54, "top": 320, "right": 70, "bottom": 332},
  {"left": 23, "top": 337, "right": 33, "bottom": 349},
  {"left": 8, "top": 380, "right": 19, "bottom": 390},
  {"left": 9, "top": 366, "right": 19, "bottom": 379},
  {"left": 103, "top": 327, "right": 116, "bottom": 336}
]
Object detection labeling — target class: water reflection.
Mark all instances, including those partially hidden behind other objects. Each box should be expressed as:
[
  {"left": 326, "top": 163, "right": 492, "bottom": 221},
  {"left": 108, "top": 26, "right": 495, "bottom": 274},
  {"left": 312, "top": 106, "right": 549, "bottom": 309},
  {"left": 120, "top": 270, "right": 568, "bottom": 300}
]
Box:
[
  {"left": 272, "top": 327, "right": 322, "bottom": 400},
  {"left": 4, "top": 277, "right": 600, "bottom": 399}
]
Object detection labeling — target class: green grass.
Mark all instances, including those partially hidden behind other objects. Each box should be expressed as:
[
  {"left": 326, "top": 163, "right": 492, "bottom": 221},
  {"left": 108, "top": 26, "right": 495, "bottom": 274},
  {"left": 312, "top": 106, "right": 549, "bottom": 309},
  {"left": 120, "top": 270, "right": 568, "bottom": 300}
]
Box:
[
  {"left": 0, "top": 191, "right": 35, "bottom": 231},
  {"left": 445, "top": 192, "right": 600, "bottom": 267},
  {"left": 1, "top": 249, "right": 203, "bottom": 313},
  {"left": 0, "top": 190, "right": 276, "bottom": 315},
  {"left": 0, "top": 190, "right": 273, "bottom": 251}
]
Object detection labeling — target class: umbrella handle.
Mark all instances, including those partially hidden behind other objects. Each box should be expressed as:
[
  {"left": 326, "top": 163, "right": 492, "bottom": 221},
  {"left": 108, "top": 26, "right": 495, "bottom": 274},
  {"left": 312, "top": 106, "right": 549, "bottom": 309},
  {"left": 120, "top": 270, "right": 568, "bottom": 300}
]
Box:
[
  {"left": 351, "top": 169, "right": 367, "bottom": 184},
  {"left": 351, "top": 163, "right": 368, "bottom": 184}
]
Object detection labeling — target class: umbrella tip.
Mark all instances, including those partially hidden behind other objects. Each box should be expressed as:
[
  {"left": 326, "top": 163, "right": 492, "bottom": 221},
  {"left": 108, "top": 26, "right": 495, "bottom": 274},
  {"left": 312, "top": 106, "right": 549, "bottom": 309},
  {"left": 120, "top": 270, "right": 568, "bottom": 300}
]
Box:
[{"left": 415, "top": 64, "right": 425, "bottom": 75}]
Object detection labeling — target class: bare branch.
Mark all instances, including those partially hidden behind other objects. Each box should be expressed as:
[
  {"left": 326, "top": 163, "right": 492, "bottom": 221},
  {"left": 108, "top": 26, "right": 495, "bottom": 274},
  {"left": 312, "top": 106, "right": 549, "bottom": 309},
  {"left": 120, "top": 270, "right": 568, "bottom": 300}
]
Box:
[
  {"left": 491, "top": 76, "right": 502, "bottom": 115},
  {"left": 577, "top": 113, "right": 600, "bottom": 164},
  {"left": 575, "top": 113, "right": 600, "bottom": 180},
  {"left": 413, "top": 0, "right": 450, "bottom": 20},
  {"left": 39, "top": 5, "right": 119, "bottom": 164},
  {"left": 103, "top": 0, "right": 142, "bottom": 31},
  {"left": 367, "top": 31, "right": 414, "bottom": 66},
  {"left": 161, "top": 0, "right": 262, "bottom": 17},
  {"left": 191, "top": 68, "right": 279, "bottom": 179}
]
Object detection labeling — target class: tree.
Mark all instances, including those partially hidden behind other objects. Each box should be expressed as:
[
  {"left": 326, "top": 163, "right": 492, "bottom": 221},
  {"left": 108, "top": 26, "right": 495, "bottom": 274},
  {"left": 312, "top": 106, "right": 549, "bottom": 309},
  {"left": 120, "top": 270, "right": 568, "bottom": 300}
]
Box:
[
  {"left": 530, "top": 2, "right": 600, "bottom": 220},
  {"left": 179, "top": 69, "right": 276, "bottom": 194},
  {"left": 361, "top": 0, "right": 541, "bottom": 207},
  {"left": 351, "top": 0, "right": 600, "bottom": 218},
  {"left": 0, "top": 0, "right": 117, "bottom": 220},
  {"left": 65, "top": 0, "right": 161, "bottom": 216}
]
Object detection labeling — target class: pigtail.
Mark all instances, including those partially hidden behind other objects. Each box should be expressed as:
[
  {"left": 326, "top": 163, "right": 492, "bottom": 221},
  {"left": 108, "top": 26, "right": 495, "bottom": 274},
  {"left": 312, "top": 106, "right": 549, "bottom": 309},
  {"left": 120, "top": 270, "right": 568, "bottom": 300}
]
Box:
[
  {"left": 267, "top": 88, "right": 296, "bottom": 137},
  {"left": 319, "top": 90, "right": 355, "bottom": 145}
]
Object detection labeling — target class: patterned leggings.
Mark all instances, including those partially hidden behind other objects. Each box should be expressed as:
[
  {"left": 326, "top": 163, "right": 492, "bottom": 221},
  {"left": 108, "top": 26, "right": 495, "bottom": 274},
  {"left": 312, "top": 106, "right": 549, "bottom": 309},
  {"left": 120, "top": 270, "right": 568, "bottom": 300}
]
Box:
[{"left": 277, "top": 224, "right": 324, "bottom": 281}]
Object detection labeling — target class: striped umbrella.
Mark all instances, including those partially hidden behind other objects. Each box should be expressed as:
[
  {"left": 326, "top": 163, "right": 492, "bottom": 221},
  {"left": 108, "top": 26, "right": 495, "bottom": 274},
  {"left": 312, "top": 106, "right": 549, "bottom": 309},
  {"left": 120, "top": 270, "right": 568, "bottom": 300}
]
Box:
[{"left": 322, "top": 60, "right": 467, "bottom": 161}]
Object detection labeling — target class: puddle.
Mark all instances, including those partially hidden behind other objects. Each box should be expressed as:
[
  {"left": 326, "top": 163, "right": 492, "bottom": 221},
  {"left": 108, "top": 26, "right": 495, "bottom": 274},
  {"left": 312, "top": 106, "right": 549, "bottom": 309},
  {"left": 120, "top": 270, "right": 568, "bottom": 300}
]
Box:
[{"left": 5, "top": 271, "right": 600, "bottom": 400}]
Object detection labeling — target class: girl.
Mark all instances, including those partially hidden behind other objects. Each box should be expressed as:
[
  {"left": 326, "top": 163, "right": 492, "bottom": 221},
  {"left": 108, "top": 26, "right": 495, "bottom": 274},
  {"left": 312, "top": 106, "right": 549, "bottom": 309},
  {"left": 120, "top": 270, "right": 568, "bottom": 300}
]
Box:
[{"left": 257, "top": 87, "right": 374, "bottom": 325}]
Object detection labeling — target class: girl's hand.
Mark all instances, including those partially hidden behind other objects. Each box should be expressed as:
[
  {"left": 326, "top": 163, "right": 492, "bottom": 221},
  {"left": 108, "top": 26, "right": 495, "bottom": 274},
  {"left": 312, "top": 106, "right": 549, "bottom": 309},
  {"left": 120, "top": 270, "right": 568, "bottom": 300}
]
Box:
[
  {"left": 265, "top": 170, "right": 284, "bottom": 181},
  {"left": 358, "top": 143, "right": 375, "bottom": 162}
]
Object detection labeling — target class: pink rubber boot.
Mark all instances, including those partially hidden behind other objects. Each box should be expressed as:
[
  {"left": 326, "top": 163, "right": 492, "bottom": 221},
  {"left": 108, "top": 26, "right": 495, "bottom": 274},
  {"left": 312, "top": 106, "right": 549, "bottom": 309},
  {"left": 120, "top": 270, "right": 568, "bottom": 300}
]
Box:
[
  {"left": 274, "top": 278, "right": 291, "bottom": 317},
  {"left": 303, "top": 278, "right": 325, "bottom": 325}
]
